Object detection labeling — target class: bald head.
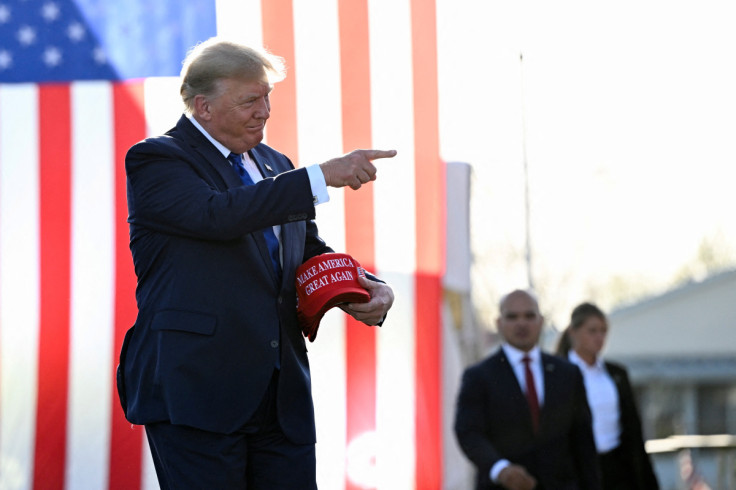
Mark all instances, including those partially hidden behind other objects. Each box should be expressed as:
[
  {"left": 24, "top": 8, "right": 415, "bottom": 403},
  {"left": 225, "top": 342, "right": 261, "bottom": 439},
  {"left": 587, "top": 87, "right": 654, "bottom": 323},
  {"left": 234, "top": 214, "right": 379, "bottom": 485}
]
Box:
[
  {"left": 499, "top": 289, "right": 539, "bottom": 314},
  {"left": 496, "top": 289, "right": 544, "bottom": 352}
]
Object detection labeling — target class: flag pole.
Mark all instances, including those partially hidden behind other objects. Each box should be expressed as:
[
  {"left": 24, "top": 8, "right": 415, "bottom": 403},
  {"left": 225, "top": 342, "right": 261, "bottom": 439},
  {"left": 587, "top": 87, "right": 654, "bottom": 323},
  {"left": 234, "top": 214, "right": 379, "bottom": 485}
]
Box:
[{"left": 520, "top": 52, "right": 534, "bottom": 290}]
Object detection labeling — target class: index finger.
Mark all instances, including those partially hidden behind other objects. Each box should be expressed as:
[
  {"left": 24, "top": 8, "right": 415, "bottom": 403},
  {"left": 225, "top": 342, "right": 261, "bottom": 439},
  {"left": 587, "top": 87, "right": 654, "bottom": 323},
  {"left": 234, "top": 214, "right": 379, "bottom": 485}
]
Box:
[{"left": 363, "top": 149, "right": 397, "bottom": 161}]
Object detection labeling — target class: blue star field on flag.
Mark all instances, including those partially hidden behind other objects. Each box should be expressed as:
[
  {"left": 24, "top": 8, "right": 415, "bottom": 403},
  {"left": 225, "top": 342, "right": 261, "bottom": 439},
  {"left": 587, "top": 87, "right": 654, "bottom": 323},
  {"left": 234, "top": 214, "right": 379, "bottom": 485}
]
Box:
[{"left": 0, "top": 0, "right": 216, "bottom": 83}]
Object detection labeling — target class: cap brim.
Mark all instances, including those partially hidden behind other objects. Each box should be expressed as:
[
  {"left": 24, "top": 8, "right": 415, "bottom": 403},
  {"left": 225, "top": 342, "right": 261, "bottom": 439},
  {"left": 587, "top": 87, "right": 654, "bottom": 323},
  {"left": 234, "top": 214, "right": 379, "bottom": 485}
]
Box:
[{"left": 298, "top": 287, "right": 370, "bottom": 319}]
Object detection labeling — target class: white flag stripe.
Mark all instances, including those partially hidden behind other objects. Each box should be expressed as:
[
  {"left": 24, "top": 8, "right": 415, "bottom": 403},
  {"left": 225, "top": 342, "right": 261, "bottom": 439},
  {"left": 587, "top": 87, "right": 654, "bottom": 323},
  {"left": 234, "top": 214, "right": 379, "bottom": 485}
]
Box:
[
  {"left": 215, "top": 0, "right": 262, "bottom": 48},
  {"left": 292, "top": 0, "right": 344, "bottom": 166},
  {"left": 366, "top": 55, "right": 414, "bottom": 264},
  {"left": 367, "top": 0, "right": 419, "bottom": 488},
  {"left": 66, "top": 82, "right": 116, "bottom": 490},
  {"left": 292, "top": 0, "right": 346, "bottom": 253},
  {"left": 143, "top": 77, "right": 182, "bottom": 138},
  {"left": 375, "top": 272, "right": 416, "bottom": 490},
  {"left": 0, "top": 84, "right": 40, "bottom": 490},
  {"left": 369, "top": 0, "right": 417, "bottom": 274},
  {"left": 291, "top": 3, "right": 349, "bottom": 488},
  {"left": 141, "top": 434, "right": 159, "bottom": 490},
  {"left": 310, "top": 309, "right": 348, "bottom": 490}
]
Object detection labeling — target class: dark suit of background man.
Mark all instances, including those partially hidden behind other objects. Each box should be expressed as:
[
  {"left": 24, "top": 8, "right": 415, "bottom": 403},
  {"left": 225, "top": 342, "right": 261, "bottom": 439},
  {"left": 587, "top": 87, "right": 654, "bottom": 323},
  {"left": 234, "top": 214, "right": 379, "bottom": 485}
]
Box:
[
  {"left": 454, "top": 290, "right": 601, "bottom": 490},
  {"left": 116, "top": 37, "right": 396, "bottom": 489}
]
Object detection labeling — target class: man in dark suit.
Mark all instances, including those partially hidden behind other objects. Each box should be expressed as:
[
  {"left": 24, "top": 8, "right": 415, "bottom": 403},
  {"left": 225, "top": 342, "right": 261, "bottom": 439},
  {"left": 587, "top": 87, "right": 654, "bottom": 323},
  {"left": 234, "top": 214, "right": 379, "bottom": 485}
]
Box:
[
  {"left": 116, "top": 38, "right": 395, "bottom": 488},
  {"left": 454, "top": 290, "right": 601, "bottom": 490}
]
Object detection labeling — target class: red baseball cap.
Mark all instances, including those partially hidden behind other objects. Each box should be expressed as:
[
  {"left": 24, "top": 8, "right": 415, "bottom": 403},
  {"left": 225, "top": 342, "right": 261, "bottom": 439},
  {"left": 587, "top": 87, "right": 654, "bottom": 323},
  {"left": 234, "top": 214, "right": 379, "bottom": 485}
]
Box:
[{"left": 296, "top": 253, "right": 370, "bottom": 341}]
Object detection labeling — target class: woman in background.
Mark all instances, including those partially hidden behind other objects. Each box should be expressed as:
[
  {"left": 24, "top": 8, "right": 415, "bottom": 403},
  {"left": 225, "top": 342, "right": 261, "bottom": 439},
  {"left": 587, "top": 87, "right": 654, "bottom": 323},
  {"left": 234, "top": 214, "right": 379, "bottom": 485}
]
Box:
[{"left": 556, "top": 302, "right": 660, "bottom": 490}]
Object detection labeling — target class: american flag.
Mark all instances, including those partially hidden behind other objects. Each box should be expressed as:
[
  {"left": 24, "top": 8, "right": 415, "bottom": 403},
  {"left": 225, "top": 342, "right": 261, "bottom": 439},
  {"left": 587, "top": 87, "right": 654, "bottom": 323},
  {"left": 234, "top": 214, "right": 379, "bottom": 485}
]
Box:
[{"left": 0, "top": 0, "right": 451, "bottom": 488}]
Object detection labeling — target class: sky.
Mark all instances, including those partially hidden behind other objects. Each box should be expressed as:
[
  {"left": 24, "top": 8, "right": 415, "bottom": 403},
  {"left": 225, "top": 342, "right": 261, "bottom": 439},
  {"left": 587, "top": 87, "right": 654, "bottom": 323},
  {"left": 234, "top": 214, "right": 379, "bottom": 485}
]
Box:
[{"left": 435, "top": 0, "right": 736, "bottom": 328}]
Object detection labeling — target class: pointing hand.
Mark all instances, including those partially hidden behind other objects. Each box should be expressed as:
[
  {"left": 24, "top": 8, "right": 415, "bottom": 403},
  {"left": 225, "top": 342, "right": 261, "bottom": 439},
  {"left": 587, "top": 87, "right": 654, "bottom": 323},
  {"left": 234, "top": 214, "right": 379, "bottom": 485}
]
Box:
[{"left": 320, "top": 149, "right": 397, "bottom": 190}]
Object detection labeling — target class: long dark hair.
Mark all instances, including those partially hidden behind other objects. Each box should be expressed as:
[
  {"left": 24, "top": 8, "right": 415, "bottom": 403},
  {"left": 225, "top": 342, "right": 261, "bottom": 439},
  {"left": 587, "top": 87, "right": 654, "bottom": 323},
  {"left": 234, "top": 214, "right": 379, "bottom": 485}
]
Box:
[{"left": 555, "top": 302, "right": 607, "bottom": 357}]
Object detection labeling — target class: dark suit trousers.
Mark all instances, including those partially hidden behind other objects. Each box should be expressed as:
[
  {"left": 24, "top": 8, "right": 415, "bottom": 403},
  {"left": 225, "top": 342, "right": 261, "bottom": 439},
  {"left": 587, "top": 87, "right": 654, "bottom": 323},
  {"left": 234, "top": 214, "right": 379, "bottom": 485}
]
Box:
[
  {"left": 144, "top": 370, "right": 317, "bottom": 489},
  {"left": 599, "top": 445, "right": 636, "bottom": 490}
]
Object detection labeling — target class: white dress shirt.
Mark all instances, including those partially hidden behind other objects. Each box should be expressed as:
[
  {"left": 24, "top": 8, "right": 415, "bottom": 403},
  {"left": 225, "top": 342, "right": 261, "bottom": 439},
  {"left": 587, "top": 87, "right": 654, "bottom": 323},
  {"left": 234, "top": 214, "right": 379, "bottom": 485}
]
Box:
[
  {"left": 490, "top": 345, "right": 545, "bottom": 483},
  {"left": 568, "top": 351, "right": 621, "bottom": 453},
  {"left": 503, "top": 344, "right": 545, "bottom": 406}
]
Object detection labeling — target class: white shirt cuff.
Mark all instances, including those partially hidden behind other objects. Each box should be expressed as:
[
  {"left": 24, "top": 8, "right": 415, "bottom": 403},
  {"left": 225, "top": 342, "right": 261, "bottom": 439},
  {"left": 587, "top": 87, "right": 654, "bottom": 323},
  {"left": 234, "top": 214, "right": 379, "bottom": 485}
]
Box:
[
  {"left": 490, "top": 459, "right": 511, "bottom": 483},
  {"left": 306, "top": 165, "right": 329, "bottom": 205}
]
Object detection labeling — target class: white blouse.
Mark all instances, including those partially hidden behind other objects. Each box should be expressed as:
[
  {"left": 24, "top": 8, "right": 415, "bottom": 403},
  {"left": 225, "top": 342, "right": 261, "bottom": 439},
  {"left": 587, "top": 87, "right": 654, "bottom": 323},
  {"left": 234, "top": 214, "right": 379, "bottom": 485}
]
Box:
[{"left": 568, "top": 351, "right": 621, "bottom": 453}]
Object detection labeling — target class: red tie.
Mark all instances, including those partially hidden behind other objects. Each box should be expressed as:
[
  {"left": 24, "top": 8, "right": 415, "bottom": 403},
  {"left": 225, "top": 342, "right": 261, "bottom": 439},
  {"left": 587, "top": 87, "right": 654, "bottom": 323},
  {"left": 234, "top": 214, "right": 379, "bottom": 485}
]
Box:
[{"left": 522, "top": 355, "right": 540, "bottom": 432}]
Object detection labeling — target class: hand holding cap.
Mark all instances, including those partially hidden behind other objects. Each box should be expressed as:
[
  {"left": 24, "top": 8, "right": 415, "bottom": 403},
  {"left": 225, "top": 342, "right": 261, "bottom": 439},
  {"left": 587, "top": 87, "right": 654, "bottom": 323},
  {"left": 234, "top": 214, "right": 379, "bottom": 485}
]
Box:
[{"left": 295, "top": 253, "right": 371, "bottom": 341}]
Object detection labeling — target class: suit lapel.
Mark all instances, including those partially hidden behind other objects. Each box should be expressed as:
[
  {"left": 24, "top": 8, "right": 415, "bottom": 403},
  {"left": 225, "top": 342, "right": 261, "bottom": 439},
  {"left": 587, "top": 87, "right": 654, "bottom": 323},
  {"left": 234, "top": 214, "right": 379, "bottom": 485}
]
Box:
[
  {"left": 249, "top": 146, "right": 278, "bottom": 180},
  {"left": 243, "top": 148, "right": 283, "bottom": 287},
  {"left": 175, "top": 115, "right": 242, "bottom": 189},
  {"left": 539, "top": 355, "right": 560, "bottom": 433},
  {"left": 495, "top": 350, "right": 537, "bottom": 434},
  {"left": 175, "top": 116, "right": 281, "bottom": 288},
  {"left": 249, "top": 146, "right": 308, "bottom": 289},
  {"left": 496, "top": 350, "right": 525, "bottom": 398}
]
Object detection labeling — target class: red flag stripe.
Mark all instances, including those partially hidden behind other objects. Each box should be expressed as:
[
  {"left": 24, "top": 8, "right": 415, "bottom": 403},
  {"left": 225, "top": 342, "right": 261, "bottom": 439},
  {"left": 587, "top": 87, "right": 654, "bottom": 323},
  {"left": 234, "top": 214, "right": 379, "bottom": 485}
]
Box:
[
  {"left": 34, "top": 84, "right": 72, "bottom": 490},
  {"left": 261, "top": 0, "right": 300, "bottom": 166},
  {"left": 337, "top": 1, "right": 379, "bottom": 489},
  {"left": 108, "top": 81, "right": 146, "bottom": 490},
  {"left": 411, "top": 0, "right": 445, "bottom": 487},
  {"left": 411, "top": 1, "right": 444, "bottom": 273}
]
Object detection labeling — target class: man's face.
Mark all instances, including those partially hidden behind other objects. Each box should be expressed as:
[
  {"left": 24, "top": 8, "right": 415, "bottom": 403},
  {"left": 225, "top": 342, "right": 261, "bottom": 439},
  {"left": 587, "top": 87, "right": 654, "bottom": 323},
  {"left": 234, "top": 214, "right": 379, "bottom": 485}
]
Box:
[
  {"left": 197, "top": 77, "right": 272, "bottom": 154},
  {"left": 496, "top": 291, "right": 544, "bottom": 352}
]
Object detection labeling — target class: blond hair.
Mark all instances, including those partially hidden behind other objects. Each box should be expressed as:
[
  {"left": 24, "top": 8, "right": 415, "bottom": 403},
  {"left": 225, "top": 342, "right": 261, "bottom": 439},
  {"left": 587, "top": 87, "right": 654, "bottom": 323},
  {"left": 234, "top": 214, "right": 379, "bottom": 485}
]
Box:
[{"left": 180, "top": 38, "right": 286, "bottom": 114}]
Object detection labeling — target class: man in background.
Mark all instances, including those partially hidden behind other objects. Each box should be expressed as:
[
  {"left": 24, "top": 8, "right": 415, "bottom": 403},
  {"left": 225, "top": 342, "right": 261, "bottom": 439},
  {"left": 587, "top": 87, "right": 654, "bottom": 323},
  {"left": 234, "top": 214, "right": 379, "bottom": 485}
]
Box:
[{"left": 454, "top": 289, "right": 601, "bottom": 489}]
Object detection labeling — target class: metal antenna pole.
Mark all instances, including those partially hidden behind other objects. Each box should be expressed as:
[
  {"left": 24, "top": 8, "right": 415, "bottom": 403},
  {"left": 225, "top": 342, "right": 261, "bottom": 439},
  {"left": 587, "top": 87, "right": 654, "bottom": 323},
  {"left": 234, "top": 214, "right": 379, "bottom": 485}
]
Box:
[{"left": 520, "top": 52, "right": 534, "bottom": 290}]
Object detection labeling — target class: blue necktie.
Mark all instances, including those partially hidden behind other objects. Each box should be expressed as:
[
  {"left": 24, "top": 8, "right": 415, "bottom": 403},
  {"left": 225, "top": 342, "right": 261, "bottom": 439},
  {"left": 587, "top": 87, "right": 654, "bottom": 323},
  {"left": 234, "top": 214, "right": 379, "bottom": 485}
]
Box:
[{"left": 228, "top": 152, "right": 282, "bottom": 280}]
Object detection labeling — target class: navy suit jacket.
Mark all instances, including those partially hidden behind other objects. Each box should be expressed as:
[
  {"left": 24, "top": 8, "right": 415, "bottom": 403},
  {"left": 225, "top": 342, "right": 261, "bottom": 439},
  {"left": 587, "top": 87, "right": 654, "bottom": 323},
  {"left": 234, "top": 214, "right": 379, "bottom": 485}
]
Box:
[
  {"left": 117, "top": 115, "right": 332, "bottom": 444},
  {"left": 454, "top": 349, "right": 601, "bottom": 490}
]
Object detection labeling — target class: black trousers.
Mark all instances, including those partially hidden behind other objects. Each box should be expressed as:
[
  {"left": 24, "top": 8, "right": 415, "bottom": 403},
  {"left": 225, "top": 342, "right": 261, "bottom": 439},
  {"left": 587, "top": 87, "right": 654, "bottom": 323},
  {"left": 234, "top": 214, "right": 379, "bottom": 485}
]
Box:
[
  {"left": 599, "top": 445, "right": 635, "bottom": 490},
  {"left": 145, "top": 370, "right": 317, "bottom": 489}
]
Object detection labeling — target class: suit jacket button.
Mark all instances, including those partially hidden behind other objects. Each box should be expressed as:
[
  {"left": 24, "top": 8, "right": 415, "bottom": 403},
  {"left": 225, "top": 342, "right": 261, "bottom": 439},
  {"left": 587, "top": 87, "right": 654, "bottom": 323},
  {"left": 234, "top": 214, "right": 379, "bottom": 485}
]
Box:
[
  {"left": 270, "top": 340, "right": 279, "bottom": 348},
  {"left": 278, "top": 296, "right": 283, "bottom": 304}
]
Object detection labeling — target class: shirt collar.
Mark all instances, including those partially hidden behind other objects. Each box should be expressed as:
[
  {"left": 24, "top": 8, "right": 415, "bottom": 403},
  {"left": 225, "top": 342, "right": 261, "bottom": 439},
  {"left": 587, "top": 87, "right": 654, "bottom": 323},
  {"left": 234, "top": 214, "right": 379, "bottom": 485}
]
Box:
[
  {"left": 186, "top": 114, "right": 231, "bottom": 159},
  {"left": 502, "top": 343, "right": 541, "bottom": 365},
  {"left": 568, "top": 350, "right": 605, "bottom": 370}
]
